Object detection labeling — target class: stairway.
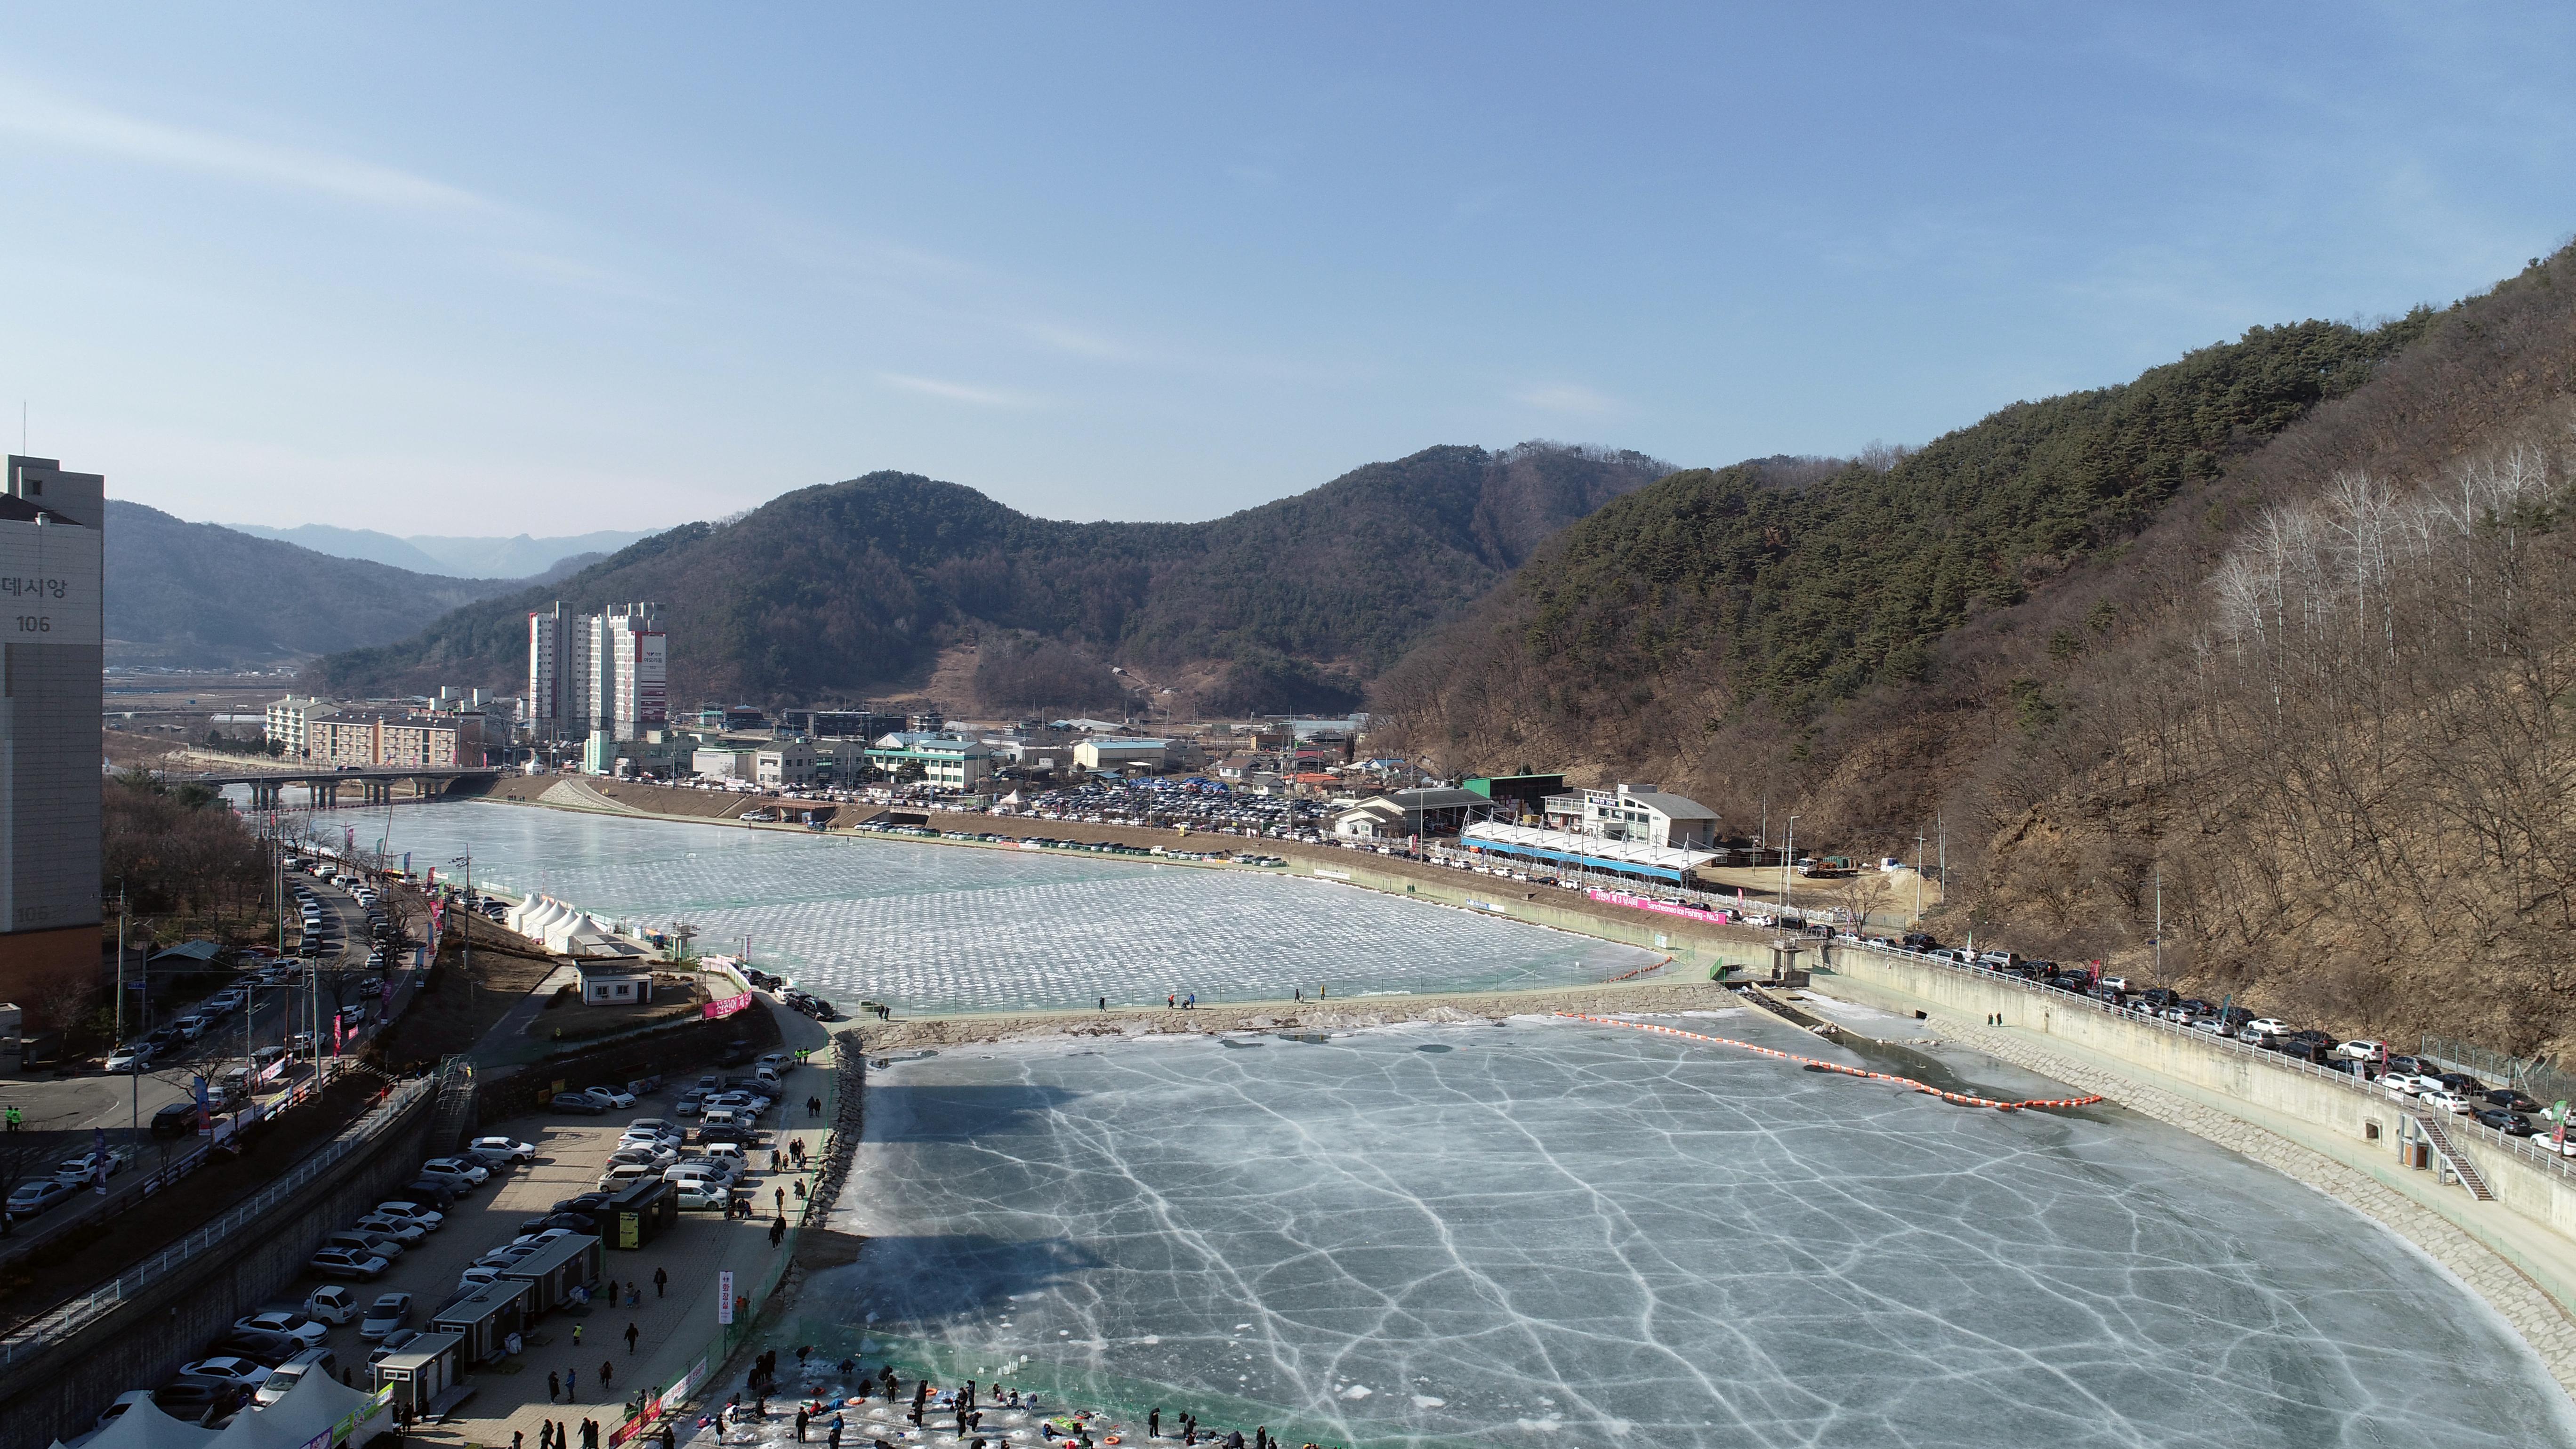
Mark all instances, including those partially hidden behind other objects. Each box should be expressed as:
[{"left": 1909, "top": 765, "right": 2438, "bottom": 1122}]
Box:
[
  {"left": 426, "top": 1055, "right": 479, "bottom": 1155},
  {"left": 2414, "top": 1114, "right": 2496, "bottom": 1200}
]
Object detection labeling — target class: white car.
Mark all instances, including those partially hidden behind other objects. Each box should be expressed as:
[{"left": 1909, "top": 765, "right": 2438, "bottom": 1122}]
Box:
[
  {"left": 673, "top": 1183, "right": 727, "bottom": 1211},
  {"left": 2417, "top": 1089, "right": 2474, "bottom": 1115},
  {"left": 609, "top": 1145, "right": 677, "bottom": 1170},
  {"left": 582, "top": 1086, "right": 637, "bottom": 1110},
  {"left": 456, "top": 1265, "right": 507, "bottom": 1294},
  {"left": 352, "top": 1213, "right": 429, "bottom": 1246},
  {"left": 2383, "top": 1074, "right": 2422, "bottom": 1099},
  {"left": 105, "top": 1046, "right": 151, "bottom": 1072},
  {"left": 374, "top": 1201, "right": 443, "bottom": 1231},
  {"left": 2242, "top": 1018, "right": 2293, "bottom": 1038},
  {"left": 597, "top": 1163, "right": 654, "bottom": 1192},
  {"left": 54, "top": 1150, "right": 129, "bottom": 1184},
  {"left": 178, "top": 1357, "right": 272, "bottom": 1389},
  {"left": 2331, "top": 1039, "right": 2387, "bottom": 1063},
  {"left": 627, "top": 1117, "right": 678, "bottom": 1134},
  {"left": 467, "top": 1136, "right": 537, "bottom": 1165},
  {"left": 234, "top": 1311, "right": 331, "bottom": 1347},
  {"left": 420, "top": 1157, "right": 490, "bottom": 1187}
]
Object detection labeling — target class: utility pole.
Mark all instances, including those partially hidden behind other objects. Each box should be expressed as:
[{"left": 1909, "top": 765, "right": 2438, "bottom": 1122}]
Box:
[
  {"left": 2153, "top": 862, "right": 2164, "bottom": 983},
  {"left": 1915, "top": 831, "right": 1926, "bottom": 921},
  {"left": 1780, "top": 815, "right": 1799, "bottom": 923}
]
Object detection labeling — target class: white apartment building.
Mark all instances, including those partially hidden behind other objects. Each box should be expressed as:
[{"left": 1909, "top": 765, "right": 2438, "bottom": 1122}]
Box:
[
  {"left": 529, "top": 600, "right": 667, "bottom": 741},
  {"left": 265, "top": 695, "right": 335, "bottom": 757},
  {"left": 1540, "top": 783, "right": 1720, "bottom": 849}
]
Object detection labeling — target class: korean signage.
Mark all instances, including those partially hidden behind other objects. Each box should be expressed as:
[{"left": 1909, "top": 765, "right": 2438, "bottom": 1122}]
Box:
[
  {"left": 716, "top": 1271, "right": 734, "bottom": 1324},
  {"left": 702, "top": 993, "right": 754, "bottom": 1021},
  {"left": 0, "top": 519, "right": 101, "bottom": 646}
]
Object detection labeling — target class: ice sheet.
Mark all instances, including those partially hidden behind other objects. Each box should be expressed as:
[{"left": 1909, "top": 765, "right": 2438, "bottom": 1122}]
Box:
[
  {"left": 348, "top": 801, "right": 1655, "bottom": 1011},
  {"left": 816, "top": 1019, "right": 2576, "bottom": 1449}
]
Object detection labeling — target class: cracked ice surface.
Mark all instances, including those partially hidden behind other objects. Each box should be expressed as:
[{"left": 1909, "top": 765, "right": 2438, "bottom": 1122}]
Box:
[
  {"left": 827, "top": 1018, "right": 2576, "bottom": 1449},
  {"left": 364, "top": 802, "right": 1651, "bottom": 1010}
]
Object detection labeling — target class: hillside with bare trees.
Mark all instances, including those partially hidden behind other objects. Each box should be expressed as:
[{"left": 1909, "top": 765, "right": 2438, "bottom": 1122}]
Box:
[{"left": 1377, "top": 246, "right": 2576, "bottom": 1055}]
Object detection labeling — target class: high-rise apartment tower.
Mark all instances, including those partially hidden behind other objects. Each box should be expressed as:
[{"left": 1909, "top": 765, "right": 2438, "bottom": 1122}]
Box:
[
  {"left": 0, "top": 456, "right": 104, "bottom": 985},
  {"left": 527, "top": 600, "right": 666, "bottom": 741}
]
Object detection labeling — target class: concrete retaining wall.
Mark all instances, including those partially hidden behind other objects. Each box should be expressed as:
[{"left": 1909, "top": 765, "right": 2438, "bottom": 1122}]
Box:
[
  {"left": 1298, "top": 858, "right": 1780, "bottom": 974},
  {"left": 0, "top": 1093, "right": 437, "bottom": 1449},
  {"left": 1819, "top": 943, "right": 2576, "bottom": 1269}
]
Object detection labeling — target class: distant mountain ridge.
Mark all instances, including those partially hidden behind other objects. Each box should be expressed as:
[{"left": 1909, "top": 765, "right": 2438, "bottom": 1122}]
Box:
[
  {"left": 316, "top": 442, "right": 1670, "bottom": 713},
  {"left": 225, "top": 523, "right": 653, "bottom": 579},
  {"left": 105, "top": 502, "right": 524, "bottom": 667}
]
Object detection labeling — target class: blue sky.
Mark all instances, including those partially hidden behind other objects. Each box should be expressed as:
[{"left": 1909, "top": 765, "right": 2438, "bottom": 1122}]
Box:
[{"left": 4, "top": 4, "right": 2570, "bottom": 533}]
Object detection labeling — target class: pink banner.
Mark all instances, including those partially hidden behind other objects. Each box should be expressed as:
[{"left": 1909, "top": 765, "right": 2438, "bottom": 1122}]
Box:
[
  {"left": 702, "top": 992, "right": 754, "bottom": 1020},
  {"left": 1587, "top": 887, "right": 1723, "bottom": 921}
]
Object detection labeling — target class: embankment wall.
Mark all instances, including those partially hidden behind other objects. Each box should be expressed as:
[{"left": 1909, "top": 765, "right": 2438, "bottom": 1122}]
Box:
[
  {"left": 1817, "top": 943, "right": 2576, "bottom": 1299},
  {"left": 0, "top": 1093, "right": 437, "bottom": 1449}
]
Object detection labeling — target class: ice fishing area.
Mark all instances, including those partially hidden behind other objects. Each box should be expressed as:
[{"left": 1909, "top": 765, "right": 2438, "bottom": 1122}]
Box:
[
  {"left": 327, "top": 799, "right": 1657, "bottom": 1010},
  {"left": 820, "top": 1015, "right": 2575, "bottom": 1449}
]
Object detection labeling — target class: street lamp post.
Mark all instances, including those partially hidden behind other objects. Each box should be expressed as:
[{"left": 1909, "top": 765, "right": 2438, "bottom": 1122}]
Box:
[{"left": 1779, "top": 815, "right": 1800, "bottom": 924}]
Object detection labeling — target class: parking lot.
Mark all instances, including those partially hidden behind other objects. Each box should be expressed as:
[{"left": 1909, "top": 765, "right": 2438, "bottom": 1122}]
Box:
[{"left": 52, "top": 997, "right": 840, "bottom": 1449}]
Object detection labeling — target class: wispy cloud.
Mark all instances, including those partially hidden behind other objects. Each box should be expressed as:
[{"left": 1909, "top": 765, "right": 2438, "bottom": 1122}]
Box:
[
  {"left": 1027, "top": 322, "right": 1141, "bottom": 362},
  {"left": 1513, "top": 382, "right": 1624, "bottom": 415},
  {"left": 875, "top": 372, "right": 1046, "bottom": 408},
  {"left": 0, "top": 79, "right": 496, "bottom": 214}
]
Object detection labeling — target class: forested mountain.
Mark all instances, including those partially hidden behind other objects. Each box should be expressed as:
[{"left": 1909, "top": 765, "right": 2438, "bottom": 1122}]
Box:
[
  {"left": 316, "top": 443, "right": 1667, "bottom": 713},
  {"left": 1377, "top": 245, "right": 2576, "bottom": 1054},
  {"left": 226, "top": 523, "right": 651, "bottom": 579},
  {"left": 104, "top": 502, "right": 521, "bottom": 667}
]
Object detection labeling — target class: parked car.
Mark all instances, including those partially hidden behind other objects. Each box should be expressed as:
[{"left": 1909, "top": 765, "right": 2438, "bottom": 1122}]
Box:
[
  {"left": 2487, "top": 1088, "right": 2545, "bottom": 1114},
  {"left": 7, "top": 1178, "right": 76, "bottom": 1220},
  {"left": 580, "top": 1086, "right": 637, "bottom": 1110},
  {"left": 306, "top": 1248, "right": 389, "bottom": 1280},
  {"left": 233, "top": 1310, "right": 330, "bottom": 1347},
  {"left": 2476, "top": 1107, "right": 2538, "bottom": 1136},
  {"left": 202, "top": 1328, "right": 305, "bottom": 1367},
  {"left": 322, "top": 1229, "right": 405, "bottom": 1261},
  {"left": 303, "top": 1285, "right": 362, "bottom": 1325},
  {"left": 597, "top": 1163, "right": 654, "bottom": 1192},
  {"left": 455, "top": 1265, "right": 506, "bottom": 1294},
  {"left": 550, "top": 1091, "right": 609, "bottom": 1116},
  {"left": 252, "top": 1348, "right": 339, "bottom": 1407},
  {"left": 174, "top": 1358, "right": 272, "bottom": 1390},
  {"left": 627, "top": 1117, "right": 678, "bottom": 1135},
  {"left": 357, "top": 1293, "right": 414, "bottom": 1342},
  {"left": 469, "top": 1134, "right": 537, "bottom": 1164},
  {"left": 608, "top": 1145, "right": 677, "bottom": 1172},
  {"left": 2416, "top": 1089, "right": 2474, "bottom": 1115},
  {"left": 94, "top": 1390, "right": 156, "bottom": 1430},
  {"left": 519, "top": 1212, "right": 595, "bottom": 1235},
  {"left": 2436, "top": 1071, "right": 2490, "bottom": 1095},
  {"left": 352, "top": 1213, "right": 428, "bottom": 1246},
  {"left": 375, "top": 1199, "right": 446, "bottom": 1230},
  {"left": 419, "top": 1157, "right": 490, "bottom": 1188},
  {"left": 152, "top": 1382, "right": 247, "bottom": 1425},
  {"left": 673, "top": 1182, "right": 727, "bottom": 1211},
  {"left": 2330, "top": 1039, "right": 2386, "bottom": 1063},
  {"left": 105, "top": 1046, "right": 152, "bottom": 1073},
  {"left": 54, "top": 1149, "right": 129, "bottom": 1184}
]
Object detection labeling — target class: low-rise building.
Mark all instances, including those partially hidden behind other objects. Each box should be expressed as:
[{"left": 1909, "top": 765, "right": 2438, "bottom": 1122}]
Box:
[
  {"left": 1329, "top": 786, "right": 1492, "bottom": 840},
  {"left": 1072, "top": 737, "right": 1167, "bottom": 772},
  {"left": 863, "top": 733, "right": 995, "bottom": 792},
  {"left": 1539, "top": 783, "right": 1719, "bottom": 849},
  {"left": 692, "top": 747, "right": 757, "bottom": 780},
  {"left": 310, "top": 711, "right": 484, "bottom": 768},
  {"left": 756, "top": 742, "right": 816, "bottom": 788}
]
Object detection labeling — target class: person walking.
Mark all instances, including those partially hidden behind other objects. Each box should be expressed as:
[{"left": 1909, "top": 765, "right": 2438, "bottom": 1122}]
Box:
[
  {"left": 796, "top": 1406, "right": 809, "bottom": 1442},
  {"left": 1167, "top": 994, "right": 1175, "bottom": 1009},
  {"left": 3, "top": 1104, "right": 20, "bottom": 1131},
  {"left": 626, "top": 1321, "right": 640, "bottom": 1354},
  {"left": 775, "top": 1186, "right": 787, "bottom": 1215},
  {"left": 827, "top": 1416, "right": 844, "bottom": 1449},
  {"left": 653, "top": 1266, "right": 668, "bottom": 1297},
  {"left": 573, "top": 1324, "right": 584, "bottom": 1349},
  {"left": 601, "top": 1360, "right": 614, "bottom": 1391},
  {"left": 770, "top": 1215, "right": 787, "bottom": 1248},
  {"left": 1149, "top": 1408, "right": 1160, "bottom": 1439},
  {"left": 549, "top": 1371, "right": 562, "bottom": 1403},
  {"left": 1098, "top": 996, "right": 1106, "bottom": 1012},
  {"left": 566, "top": 1368, "right": 578, "bottom": 1402}
]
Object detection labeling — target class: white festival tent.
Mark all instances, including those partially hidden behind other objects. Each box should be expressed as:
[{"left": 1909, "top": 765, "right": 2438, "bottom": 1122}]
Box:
[
  {"left": 54, "top": 1398, "right": 219, "bottom": 1449},
  {"left": 201, "top": 1368, "right": 379, "bottom": 1449}
]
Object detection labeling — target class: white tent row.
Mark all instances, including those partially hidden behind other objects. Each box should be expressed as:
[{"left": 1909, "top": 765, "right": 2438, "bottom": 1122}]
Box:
[
  {"left": 61, "top": 1372, "right": 381, "bottom": 1449},
  {"left": 503, "top": 895, "right": 644, "bottom": 957}
]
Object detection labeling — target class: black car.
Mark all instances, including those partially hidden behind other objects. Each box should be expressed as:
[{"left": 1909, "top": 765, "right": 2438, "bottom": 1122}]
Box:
[
  {"left": 203, "top": 1328, "right": 303, "bottom": 1366},
  {"left": 397, "top": 1179, "right": 460, "bottom": 1209},
  {"left": 2437, "top": 1071, "right": 2489, "bottom": 1095},
  {"left": 522, "top": 1211, "right": 597, "bottom": 1234},
  {"left": 153, "top": 1383, "right": 247, "bottom": 1425},
  {"left": 151, "top": 1101, "right": 201, "bottom": 1137},
  {"left": 2140, "top": 988, "right": 2180, "bottom": 1009},
  {"left": 2488, "top": 1088, "right": 2545, "bottom": 1114},
  {"left": 2474, "top": 1107, "right": 2537, "bottom": 1137},
  {"left": 550, "top": 1193, "right": 612, "bottom": 1216},
  {"left": 551, "top": 1091, "right": 608, "bottom": 1116}
]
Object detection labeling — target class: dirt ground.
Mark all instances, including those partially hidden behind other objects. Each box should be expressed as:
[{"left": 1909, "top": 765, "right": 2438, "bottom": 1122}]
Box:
[{"left": 365, "top": 914, "right": 558, "bottom": 1073}]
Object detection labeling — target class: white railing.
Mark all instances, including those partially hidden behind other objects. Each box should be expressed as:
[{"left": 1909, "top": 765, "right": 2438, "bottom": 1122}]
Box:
[
  {"left": 1843, "top": 939, "right": 2576, "bottom": 1185},
  {"left": 0, "top": 1071, "right": 437, "bottom": 1368}
]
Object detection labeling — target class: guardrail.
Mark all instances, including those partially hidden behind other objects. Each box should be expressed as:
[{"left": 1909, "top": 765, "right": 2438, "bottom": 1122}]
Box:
[
  {"left": 0, "top": 1068, "right": 437, "bottom": 1368},
  {"left": 1843, "top": 939, "right": 2576, "bottom": 1187}
]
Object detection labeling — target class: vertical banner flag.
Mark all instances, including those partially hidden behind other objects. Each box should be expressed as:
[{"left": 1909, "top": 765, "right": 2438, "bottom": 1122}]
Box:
[
  {"left": 345, "top": 825, "right": 355, "bottom": 853},
  {"left": 333, "top": 1010, "right": 344, "bottom": 1056},
  {"left": 716, "top": 1270, "right": 735, "bottom": 1324},
  {"left": 92, "top": 1126, "right": 109, "bottom": 1193},
  {"left": 194, "top": 1073, "right": 211, "bottom": 1132}
]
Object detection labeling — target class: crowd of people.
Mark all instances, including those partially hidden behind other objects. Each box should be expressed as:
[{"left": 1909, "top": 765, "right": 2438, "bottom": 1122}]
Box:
[{"left": 689, "top": 1346, "right": 1350, "bottom": 1449}]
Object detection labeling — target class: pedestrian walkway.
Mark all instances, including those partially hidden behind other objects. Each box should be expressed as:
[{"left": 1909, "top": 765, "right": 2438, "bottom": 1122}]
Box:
[{"left": 411, "top": 995, "right": 845, "bottom": 1449}]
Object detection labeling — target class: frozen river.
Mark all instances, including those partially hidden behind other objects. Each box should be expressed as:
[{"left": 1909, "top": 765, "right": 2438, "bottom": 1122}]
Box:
[
  {"left": 818, "top": 1015, "right": 2576, "bottom": 1449},
  {"left": 326, "top": 799, "right": 1655, "bottom": 1011}
]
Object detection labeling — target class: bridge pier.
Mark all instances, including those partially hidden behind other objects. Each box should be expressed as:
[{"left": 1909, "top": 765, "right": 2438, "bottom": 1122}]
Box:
[
  {"left": 307, "top": 780, "right": 339, "bottom": 809},
  {"left": 247, "top": 780, "right": 283, "bottom": 811}
]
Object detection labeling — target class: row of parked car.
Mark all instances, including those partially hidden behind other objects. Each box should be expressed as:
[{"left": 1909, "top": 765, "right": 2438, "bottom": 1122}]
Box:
[{"left": 1882, "top": 935, "right": 2566, "bottom": 1144}]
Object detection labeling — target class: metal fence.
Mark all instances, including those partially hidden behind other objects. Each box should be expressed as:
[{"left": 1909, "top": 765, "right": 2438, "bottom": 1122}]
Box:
[
  {"left": 1842, "top": 939, "right": 2576, "bottom": 1189},
  {"left": 2419, "top": 1034, "right": 2576, "bottom": 1111},
  {"left": 0, "top": 1067, "right": 436, "bottom": 1368}
]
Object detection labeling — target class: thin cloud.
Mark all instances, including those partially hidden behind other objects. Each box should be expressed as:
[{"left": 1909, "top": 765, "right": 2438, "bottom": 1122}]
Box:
[
  {"left": 0, "top": 80, "right": 495, "bottom": 214},
  {"left": 1027, "top": 322, "right": 1141, "bottom": 362},
  {"left": 875, "top": 372, "right": 1046, "bottom": 408},
  {"left": 1513, "top": 382, "right": 1625, "bottom": 415}
]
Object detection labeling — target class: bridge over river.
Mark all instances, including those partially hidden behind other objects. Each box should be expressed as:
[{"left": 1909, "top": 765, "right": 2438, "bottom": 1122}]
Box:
[{"left": 178, "top": 765, "right": 502, "bottom": 809}]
